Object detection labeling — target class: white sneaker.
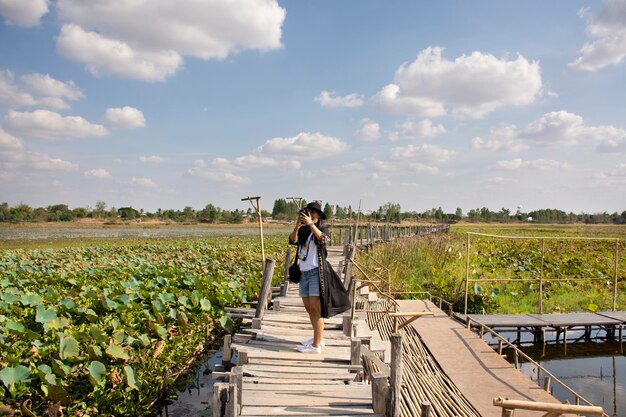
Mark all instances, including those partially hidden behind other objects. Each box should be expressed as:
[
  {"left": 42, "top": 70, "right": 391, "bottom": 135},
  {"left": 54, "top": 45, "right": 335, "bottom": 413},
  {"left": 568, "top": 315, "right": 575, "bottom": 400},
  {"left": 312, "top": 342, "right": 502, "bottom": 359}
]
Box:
[
  {"left": 297, "top": 344, "right": 322, "bottom": 354},
  {"left": 303, "top": 338, "right": 325, "bottom": 347}
]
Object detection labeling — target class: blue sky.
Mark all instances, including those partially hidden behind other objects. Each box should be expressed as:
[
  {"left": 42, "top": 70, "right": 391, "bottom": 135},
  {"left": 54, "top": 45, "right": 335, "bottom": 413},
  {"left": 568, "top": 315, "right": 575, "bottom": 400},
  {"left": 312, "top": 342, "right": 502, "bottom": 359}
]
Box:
[{"left": 0, "top": 0, "right": 625, "bottom": 214}]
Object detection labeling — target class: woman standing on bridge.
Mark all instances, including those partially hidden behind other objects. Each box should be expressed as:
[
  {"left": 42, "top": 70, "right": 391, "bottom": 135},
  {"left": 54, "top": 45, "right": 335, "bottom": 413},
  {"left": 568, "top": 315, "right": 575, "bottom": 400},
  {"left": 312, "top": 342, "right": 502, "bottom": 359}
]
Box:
[{"left": 289, "top": 202, "right": 330, "bottom": 353}]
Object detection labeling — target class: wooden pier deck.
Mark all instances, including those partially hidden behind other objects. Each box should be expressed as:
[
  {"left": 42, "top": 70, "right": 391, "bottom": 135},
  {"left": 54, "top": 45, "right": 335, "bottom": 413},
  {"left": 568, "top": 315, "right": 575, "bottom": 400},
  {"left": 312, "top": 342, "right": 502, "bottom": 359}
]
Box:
[
  {"left": 455, "top": 312, "right": 626, "bottom": 329},
  {"left": 217, "top": 234, "right": 604, "bottom": 417},
  {"left": 397, "top": 300, "right": 566, "bottom": 417},
  {"left": 225, "top": 247, "right": 381, "bottom": 417}
]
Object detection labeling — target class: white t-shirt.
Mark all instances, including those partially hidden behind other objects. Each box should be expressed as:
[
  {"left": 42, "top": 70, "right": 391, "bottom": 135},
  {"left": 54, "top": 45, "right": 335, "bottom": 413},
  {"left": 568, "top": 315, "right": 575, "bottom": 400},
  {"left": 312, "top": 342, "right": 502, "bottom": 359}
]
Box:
[{"left": 298, "top": 232, "right": 319, "bottom": 271}]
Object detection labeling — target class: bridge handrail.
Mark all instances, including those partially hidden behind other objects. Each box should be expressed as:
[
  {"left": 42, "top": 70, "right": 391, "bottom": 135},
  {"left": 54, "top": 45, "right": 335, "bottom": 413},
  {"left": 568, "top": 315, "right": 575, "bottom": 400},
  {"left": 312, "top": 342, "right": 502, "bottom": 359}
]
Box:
[{"left": 465, "top": 316, "right": 609, "bottom": 417}]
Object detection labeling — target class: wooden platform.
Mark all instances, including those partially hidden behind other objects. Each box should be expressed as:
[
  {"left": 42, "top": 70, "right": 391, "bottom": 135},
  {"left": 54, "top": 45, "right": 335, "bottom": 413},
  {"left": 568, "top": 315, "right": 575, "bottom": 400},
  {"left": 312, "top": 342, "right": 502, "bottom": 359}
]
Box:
[
  {"left": 399, "top": 300, "right": 568, "bottom": 417},
  {"left": 230, "top": 248, "right": 381, "bottom": 417},
  {"left": 455, "top": 311, "right": 626, "bottom": 329},
  {"left": 222, "top": 238, "right": 599, "bottom": 417}
]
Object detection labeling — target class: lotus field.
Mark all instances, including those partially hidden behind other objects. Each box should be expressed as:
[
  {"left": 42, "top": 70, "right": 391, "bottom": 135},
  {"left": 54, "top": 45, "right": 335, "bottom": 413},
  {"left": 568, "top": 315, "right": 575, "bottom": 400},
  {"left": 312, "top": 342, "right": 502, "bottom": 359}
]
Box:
[
  {"left": 0, "top": 236, "right": 286, "bottom": 416},
  {"left": 363, "top": 224, "right": 626, "bottom": 314}
]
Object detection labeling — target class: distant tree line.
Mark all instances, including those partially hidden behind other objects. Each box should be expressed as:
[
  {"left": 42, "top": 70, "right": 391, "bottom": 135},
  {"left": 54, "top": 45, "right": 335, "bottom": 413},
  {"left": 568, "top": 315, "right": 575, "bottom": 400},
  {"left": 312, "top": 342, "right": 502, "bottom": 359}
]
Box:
[
  {"left": 0, "top": 201, "right": 255, "bottom": 224},
  {"left": 1, "top": 201, "right": 625, "bottom": 225}
]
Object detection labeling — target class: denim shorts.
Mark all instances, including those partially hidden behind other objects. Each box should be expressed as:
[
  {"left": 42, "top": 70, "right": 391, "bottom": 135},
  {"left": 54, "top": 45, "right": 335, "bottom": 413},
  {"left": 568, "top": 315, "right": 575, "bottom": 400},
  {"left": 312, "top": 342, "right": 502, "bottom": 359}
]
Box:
[{"left": 299, "top": 267, "right": 320, "bottom": 297}]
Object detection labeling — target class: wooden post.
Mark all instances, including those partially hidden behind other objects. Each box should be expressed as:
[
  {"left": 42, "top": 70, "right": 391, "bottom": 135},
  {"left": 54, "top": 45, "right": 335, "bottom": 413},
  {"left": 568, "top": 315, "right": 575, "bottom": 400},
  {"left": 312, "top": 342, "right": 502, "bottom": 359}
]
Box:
[
  {"left": 390, "top": 333, "right": 402, "bottom": 417},
  {"left": 351, "top": 338, "right": 362, "bottom": 366},
  {"left": 254, "top": 258, "right": 276, "bottom": 320},
  {"left": 464, "top": 233, "right": 470, "bottom": 315},
  {"left": 237, "top": 350, "right": 248, "bottom": 366},
  {"left": 213, "top": 382, "right": 229, "bottom": 417},
  {"left": 421, "top": 402, "right": 431, "bottom": 417},
  {"left": 371, "top": 372, "right": 390, "bottom": 415},
  {"left": 613, "top": 240, "right": 619, "bottom": 311},
  {"left": 227, "top": 382, "right": 238, "bottom": 417},
  {"left": 280, "top": 248, "right": 291, "bottom": 297},
  {"left": 543, "top": 376, "right": 552, "bottom": 392},
  {"left": 230, "top": 366, "right": 243, "bottom": 410},
  {"left": 344, "top": 259, "right": 353, "bottom": 288},
  {"left": 343, "top": 314, "right": 352, "bottom": 337},
  {"left": 222, "top": 334, "right": 232, "bottom": 364},
  {"left": 539, "top": 238, "right": 545, "bottom": 314},
  {"left": 241, "top": 196, "right": 265, "bottom": 265}
]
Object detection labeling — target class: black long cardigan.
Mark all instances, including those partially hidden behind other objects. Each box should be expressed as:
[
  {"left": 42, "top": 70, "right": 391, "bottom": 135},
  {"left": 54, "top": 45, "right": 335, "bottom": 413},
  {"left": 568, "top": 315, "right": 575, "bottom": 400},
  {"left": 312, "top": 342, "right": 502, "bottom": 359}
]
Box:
[{"left": 289, "top": 224, "right": 351, "bottom": 318}]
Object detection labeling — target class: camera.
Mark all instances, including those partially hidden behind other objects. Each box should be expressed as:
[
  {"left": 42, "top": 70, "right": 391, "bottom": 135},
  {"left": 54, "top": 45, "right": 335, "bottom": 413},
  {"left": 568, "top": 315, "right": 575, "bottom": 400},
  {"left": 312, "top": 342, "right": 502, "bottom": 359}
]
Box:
[{"left": 300, "top": 208, "right": 309, "bottom": 216}]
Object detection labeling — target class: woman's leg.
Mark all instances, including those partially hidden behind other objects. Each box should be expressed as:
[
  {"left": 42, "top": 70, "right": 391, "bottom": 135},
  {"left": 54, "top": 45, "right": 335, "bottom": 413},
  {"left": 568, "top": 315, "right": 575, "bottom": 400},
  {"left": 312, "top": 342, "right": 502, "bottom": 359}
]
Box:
[{"left": 307, "top": 296, "right": 324, "bottom": 348}]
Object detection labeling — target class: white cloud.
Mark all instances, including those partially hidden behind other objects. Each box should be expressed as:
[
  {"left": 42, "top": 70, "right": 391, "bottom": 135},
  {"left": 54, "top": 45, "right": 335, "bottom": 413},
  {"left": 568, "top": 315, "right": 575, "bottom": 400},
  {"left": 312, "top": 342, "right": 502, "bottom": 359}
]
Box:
[
  {"left": 55, "top": 0, "right": 286, "bottom": 81},
  {"left": 104, "top": 106, "right": 146, "bottom": 128},
  {"left": 57, "top": 24, "right": 182, "bottom": 82},
  {"left": 592, "top": 163, "right": 626, "bottom": 185},
  {"left": 131, "top": 176, "right": 157, "bottom": 188},
  {"left": 487, "top": 176, "right": 518, "bottom": 184},
  {"left": 353, "top": 118, "right": 380, "bottom": 141},
  {"left": 343, "top": 158, "right": 393, "bottom": 172},
  {"left": 597, "top": 137, "right": 626, "bottom": 152},
  {"left": 0, "top": 128, "right": 23, "bottom": 149},
  {"left": 471, "top": 124, "right": 528, "bottom": 152},
  {"left": 139, "top": 155, "right": 169, "bottom": 164},
  {"left": 373, "top": 83, "right": 445, "bottom": 117},
  {"left": 0, "top": 0, "right": 49, "bottom": 26},
  {"left": 398, "top": 119, "right": 447, "bottom": 139},
  {"left": 186, "top": 159, "right": 250, "bottom": 184},
  {"left": 373, "top": 46, "right": 543, "bottom": 118},
  {"left": 84, "top": 168, "right": 112, "bottom": 178},
  {"left": 570, "top": 0, "right": 626, "bottom": 71},
  {"left": 410, "top": 163, "right": 439, "bottom": 175},
  {"left": 21, "top": 73, "right": 83, "bottom": 101},
  {"left": 314, "top": 90, "right": 364, "bottom": 108},
  {"left": 234, "top": 154, "right": 278, "bottom": 168},
  {"left": 0, "top": 69, "right": 83, "bottom": 110},
  {"left": 257, "top": 132, "right": 348, "bottom": 160},
  {"left": 0, "top": 149, "right": 78, "bottom": 171},
  {"left": 520, "top": 111, "right": 626, "bottom": 148},
  {"left": 389, "top": 143, "right": 454, "bottom": 163},
  {"left": 495, "top": 158, "right": 571, "bottom": 171},
  {"left": 3, "top": 109, "right": 108, "bottom": 140}
]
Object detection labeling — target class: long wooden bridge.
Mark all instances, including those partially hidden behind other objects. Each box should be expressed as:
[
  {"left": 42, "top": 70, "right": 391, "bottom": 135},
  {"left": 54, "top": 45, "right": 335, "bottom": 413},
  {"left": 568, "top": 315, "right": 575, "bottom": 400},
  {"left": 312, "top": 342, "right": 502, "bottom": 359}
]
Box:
[{"left": 213, "top": 225, "right": 608, "bottom": 417}]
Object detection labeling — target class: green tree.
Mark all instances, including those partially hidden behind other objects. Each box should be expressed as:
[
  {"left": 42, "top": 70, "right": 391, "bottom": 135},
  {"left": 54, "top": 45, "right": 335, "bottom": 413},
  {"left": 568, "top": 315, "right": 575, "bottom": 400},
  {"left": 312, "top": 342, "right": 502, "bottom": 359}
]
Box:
[
  {"left": 94, "top": 200, "right": 107, "bottom": 218},
  {"left": 118, "top": 207, "right": 139, "bottom": 219},
  {"left": 323, "top": 202, "right": 333, "bottom": 219}
]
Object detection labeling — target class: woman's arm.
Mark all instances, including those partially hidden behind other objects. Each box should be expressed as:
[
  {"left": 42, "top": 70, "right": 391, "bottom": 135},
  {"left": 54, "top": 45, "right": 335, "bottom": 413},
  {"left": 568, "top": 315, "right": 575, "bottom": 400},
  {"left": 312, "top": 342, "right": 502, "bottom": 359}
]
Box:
[{"left": 288, "top": 223, "right": 300, "bottom": 245}]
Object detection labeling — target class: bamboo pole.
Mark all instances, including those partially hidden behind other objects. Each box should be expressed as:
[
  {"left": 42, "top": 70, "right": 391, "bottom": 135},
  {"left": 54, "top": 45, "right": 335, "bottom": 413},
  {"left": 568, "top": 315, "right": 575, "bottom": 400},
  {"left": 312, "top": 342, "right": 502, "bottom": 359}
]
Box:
[
  {"left": 465, "top": 232, "right": 470, "bottom": 315},
  {"left": 613, "top": 240, "right": 619, "bottom": 311},
  {"left": 539, "top": 238, "right": 545, "bottom": 314}
]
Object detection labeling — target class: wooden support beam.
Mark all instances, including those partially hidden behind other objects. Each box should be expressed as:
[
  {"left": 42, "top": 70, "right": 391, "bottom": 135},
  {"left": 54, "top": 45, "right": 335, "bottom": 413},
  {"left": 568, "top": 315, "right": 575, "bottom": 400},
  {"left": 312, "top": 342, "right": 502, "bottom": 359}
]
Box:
[
  {"left": 213, "top": 382, "right": 228, "bottom": 417},
  {"left": 222, "top": 334, "right": 232, "bottom": 364},
  {"left": 280, "top": 248, "right": 291, "bottom": 297},
  {"left": 227, "top": 382, "right": 238, "bottom": 417},
  {"left": 371, "top": 372, "right": 390, "bottom": 415},
  {"left": 237, "top": 350, "right": 248, "bottom": 366},
  {"left": 390, "top": 333, "right": 402, "bottom": 417},
  {"left": 254, "top": 258, "right": 276, "bottom": 320},
  {"left": 351, "top": 338, "right": 362, "bottom": 366},
  {"left": 493, "top": 397, "right": 604, "bottom": 416}
]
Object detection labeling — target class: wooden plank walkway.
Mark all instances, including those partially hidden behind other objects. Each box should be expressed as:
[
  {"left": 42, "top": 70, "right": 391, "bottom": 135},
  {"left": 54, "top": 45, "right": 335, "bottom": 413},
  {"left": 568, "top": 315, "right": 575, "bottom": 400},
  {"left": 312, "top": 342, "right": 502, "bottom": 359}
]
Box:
[
  {"left": 455, "top": 311, "right": 625, "bottom": 329},
  {"left": 397, "top": 300, "right": 568, "bottom": 417},
  {"left": 222, "top": 237, "right": 601, "bottom": 417},
  {"left": 230, "top": 247, "right": 381, "bottom": 417}
]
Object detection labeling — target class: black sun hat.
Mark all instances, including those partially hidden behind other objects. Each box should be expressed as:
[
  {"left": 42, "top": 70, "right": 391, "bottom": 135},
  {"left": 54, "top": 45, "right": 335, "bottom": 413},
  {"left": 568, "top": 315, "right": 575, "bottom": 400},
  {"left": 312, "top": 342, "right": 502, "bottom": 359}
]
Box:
[{"left": 305, "top": 201, "right": 327, "bottom": 220}]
